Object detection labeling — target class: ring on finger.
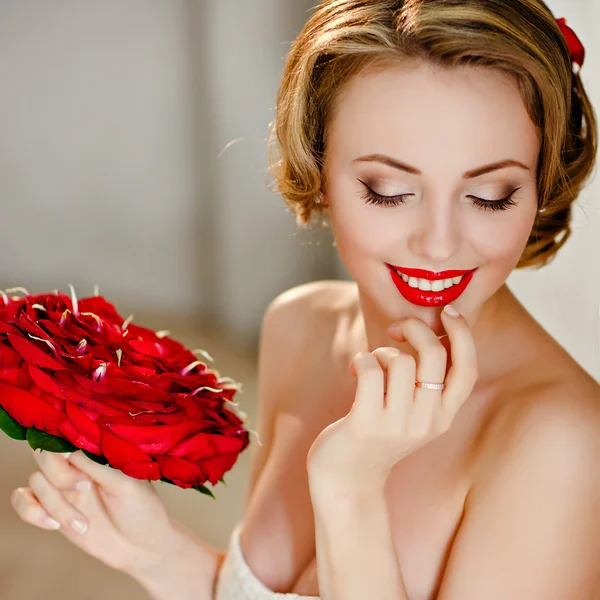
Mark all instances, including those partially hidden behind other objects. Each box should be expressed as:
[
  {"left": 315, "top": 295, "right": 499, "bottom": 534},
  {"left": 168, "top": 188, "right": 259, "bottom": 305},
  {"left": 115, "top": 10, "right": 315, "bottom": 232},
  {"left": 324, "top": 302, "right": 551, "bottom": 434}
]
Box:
[{"left": 415, "top": 380, "right": 445, "bottom": 390}]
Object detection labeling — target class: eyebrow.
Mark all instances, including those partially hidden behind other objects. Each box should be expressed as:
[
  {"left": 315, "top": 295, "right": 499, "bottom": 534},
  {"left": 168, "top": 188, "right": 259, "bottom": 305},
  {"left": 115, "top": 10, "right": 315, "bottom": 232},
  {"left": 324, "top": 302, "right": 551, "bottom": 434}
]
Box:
[{"left": 353, "top": 154, "right": 531, "bottom": 179}]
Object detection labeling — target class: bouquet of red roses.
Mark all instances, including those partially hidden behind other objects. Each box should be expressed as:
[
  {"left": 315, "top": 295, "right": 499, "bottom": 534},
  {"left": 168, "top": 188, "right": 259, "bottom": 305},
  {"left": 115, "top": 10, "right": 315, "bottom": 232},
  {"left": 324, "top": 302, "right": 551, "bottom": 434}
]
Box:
[{"left": 0, "top": 286, "right": 251, "bottom": 496}]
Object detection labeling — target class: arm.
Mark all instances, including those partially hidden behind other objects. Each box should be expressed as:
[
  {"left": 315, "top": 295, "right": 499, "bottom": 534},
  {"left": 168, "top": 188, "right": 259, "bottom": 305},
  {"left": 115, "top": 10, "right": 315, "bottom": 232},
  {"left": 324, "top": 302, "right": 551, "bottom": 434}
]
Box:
[
  {"left": 437, "top": 392, "right": 600, "bottom": 599},
  {"left": 133, "top": 520, "right": 225, "bottom": 600},
  {"left": 311, "top": 483, "right": 408, "bottom": 600},
  {"left": 305, "top": 306, "right": 477, "bottom": 600}
]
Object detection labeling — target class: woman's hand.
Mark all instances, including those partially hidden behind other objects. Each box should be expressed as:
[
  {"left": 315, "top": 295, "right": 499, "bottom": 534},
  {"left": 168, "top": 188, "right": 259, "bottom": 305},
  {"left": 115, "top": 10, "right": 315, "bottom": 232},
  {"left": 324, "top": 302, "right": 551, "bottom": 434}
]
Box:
[
  {"left": 10, "top": 449, "right": 178, "bottom": 577},
  {"left": 306, "top": 305, "right": 478, "bottom": 493}
]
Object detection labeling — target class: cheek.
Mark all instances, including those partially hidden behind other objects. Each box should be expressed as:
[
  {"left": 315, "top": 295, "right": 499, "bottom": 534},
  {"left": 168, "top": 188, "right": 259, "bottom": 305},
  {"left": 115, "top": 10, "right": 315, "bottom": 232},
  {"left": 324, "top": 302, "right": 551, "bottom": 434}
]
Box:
[
  {"left": 470, "top": 210, "right": 536, "bottom": 265},
  {"left": 327, "top": 169, "right": 406, "bottom": 260},
  {"left": 330, "top": 203, "right": 399, "bottom": 264}
]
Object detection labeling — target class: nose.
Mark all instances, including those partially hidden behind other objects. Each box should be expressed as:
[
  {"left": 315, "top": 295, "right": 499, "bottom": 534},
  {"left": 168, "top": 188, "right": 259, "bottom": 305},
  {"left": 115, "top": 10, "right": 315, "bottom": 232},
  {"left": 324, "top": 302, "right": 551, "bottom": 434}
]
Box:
[{"left": 407, "top": 200, "right": 461, "bottom": 265}]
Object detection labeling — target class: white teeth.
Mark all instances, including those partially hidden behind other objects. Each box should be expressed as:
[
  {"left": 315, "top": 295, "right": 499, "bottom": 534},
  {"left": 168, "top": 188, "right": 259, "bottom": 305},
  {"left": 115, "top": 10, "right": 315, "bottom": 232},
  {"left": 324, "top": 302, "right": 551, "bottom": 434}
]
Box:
[{"left": 397, "top": 269, "right": 464, "bottom": 292}]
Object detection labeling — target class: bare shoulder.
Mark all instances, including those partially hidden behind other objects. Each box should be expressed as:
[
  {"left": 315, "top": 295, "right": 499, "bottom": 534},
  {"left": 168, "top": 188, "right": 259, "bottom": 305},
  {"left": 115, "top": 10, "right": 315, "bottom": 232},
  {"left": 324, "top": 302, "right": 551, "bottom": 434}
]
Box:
[
  {"left": 257, "top": 278, "right": 358, "bottom": 413},
  {"left": 244, "top": 280, "right": 358, "bottom": 505},
  {"left": 264, "top": 279, "right": 358, "bottom": 323},
  {"left": 438, "top": 348, "right": 600, "bottom": 595},
  {"left": 261, "top": 279, "right": 358, "bottom": 358},
  {"left": 472, "top": 367, "right": 600, "bottom": 488}
]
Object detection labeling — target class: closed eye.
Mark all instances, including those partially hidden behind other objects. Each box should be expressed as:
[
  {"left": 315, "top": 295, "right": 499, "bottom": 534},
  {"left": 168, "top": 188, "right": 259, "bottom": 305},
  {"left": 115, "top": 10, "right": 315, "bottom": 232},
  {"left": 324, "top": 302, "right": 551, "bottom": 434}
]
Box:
[{"left": 358, "top": 180, "right": 521, "bottom": 212}]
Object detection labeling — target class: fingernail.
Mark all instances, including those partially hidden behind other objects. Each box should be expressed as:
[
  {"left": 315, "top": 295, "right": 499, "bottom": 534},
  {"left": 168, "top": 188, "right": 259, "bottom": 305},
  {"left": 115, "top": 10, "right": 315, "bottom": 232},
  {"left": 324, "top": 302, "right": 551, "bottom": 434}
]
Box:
[
  {"left": 69, "top": 519, "right": 88, "bottom": 534},
  {"left": 75, "top": 480, "right": 91, "bottom": 493},
  {"left": 44, "top": 517, "right": 61, "bottom": 530},
  {"left": 443, "top": 304, "right": 460, "bottom": 317},
  {"left": 62, "top": 453, "right": 72, "bottom": 459}
]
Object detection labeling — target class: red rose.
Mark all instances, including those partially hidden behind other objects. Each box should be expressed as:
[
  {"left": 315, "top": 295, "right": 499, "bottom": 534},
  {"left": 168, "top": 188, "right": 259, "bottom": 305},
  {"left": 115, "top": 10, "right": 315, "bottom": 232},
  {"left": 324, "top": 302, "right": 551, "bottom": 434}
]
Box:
[{"left": 0, "top": 286, "right": 250, "bottom": 492}]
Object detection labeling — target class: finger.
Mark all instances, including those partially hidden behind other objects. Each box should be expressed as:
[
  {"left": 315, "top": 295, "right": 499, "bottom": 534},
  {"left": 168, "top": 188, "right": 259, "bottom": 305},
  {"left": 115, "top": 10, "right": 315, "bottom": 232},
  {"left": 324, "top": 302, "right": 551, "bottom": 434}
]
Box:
[
  {"left": 11, "top": 487, "right": 61, "bottom": 531},
  {"left": 371, "top": 347, "right": 400, "bottom": 397},
  {"left": 66, "top": 450, "right": 146, "bottom": 495},
  {"left": 386, "top": 318, "right": 447, "bottom": 387},
  {"left": 350, "top": 352, "right": 384, "bottom": 423},
  {"left": 27, "top": 470, "right": 90, "bottom": 535},
  {"left": 388, "top": 319, "right": 447, "bottom": 434},
  {"left": 371, "top": 347, "right": 401, "bottom": 371},
  {"left": 439, "top": 305, "right": 478, "bottom": 423},
  {"left": 384, "top": 352, "right": 416, "bottom": 421},
  {"left": 371, "top": 347, "right": 416, "bottom": 413},
  {"left": 349, "top": 348, "right": 400, "bottom": 376},
  {"left": 31, "top": 449, "right": 91, "bottom": 492}
]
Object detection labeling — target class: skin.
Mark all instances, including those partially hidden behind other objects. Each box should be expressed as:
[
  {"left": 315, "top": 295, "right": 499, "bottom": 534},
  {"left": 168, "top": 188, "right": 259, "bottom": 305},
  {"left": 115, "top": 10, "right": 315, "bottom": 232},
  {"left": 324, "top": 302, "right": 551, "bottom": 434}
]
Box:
[
  {"left": 324, "top": 59, "right": 540, "bottom": 351},
  {"left": 10, "top": 60, "right": 600, "bottom": 599}
]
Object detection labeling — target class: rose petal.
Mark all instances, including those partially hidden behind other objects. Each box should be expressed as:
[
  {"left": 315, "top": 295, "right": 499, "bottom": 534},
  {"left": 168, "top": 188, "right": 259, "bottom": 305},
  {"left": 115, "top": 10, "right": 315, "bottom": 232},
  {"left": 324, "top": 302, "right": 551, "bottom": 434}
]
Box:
[
  {"left": 27, "top": 365, "right": 64, "bottom": 397},
  {"left": 7, "top": 333, "right": 64, "bottom": 370},
  {"left": 105, "top": 375, "right": 169, "bottom": 401},
  {"left": 208, "top": 433, "right": 246, "bottom": 454},
  {"left": 0, "top": 380, "right": 65, "bottom": 435},
  {"left": 0, "top": 367, "right": 20, "bottom": 384},
  {"left": 101, "top": 430, "right": 160, "bottom": 480},
  {"left": 18, "top": 362, "right": 35, "bottom": 389},
  {"left": 78, "top": 297, "right": 123, "bottom": 323},
  {"left": 57, "top": 399, "right": 101, "bottom": 453},
  {"left": 105, "top": 420, "right": 203, "bottom": 455},
  {"left": 200, "top": 452, "right": 239, "bottom": 486},
  {"left": 167, "top": 432, "right": 218, "bottom": 461},
  {"left": 0, "top": 343, "right": 22, "bottom": 368},
  {"left": 0, "top": 322, "right": 19, "bottom": 334},
  {"left": 154, "top": 455, "right": 207, "bottom": 488}
]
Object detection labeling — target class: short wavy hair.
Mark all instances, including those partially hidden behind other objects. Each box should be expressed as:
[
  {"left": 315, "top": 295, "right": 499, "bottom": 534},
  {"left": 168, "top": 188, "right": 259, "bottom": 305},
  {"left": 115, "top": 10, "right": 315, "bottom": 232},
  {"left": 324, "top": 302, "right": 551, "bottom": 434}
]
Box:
[{"left": 267, "top": 0, "right": 597, "bottom": 269}]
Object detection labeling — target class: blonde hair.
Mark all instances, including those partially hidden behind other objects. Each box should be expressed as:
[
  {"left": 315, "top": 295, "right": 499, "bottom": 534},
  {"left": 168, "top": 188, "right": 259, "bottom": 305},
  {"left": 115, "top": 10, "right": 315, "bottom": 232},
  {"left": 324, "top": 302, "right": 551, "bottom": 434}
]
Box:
[{"left": 267, "top": 0, "right": 597, "bottom": 269}]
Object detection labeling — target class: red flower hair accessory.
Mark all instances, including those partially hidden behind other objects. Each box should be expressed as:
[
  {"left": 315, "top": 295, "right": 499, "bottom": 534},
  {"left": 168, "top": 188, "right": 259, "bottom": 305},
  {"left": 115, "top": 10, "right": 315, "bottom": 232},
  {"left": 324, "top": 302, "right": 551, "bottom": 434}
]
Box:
[{"left": 555, "top": 18, "right": 585, "bottom": 70}]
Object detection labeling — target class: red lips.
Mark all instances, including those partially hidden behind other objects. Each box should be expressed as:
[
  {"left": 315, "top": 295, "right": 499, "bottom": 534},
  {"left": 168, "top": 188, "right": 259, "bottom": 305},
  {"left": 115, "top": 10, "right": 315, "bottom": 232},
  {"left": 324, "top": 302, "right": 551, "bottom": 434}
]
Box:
[
  {"left": 387, "top": 265, "right": 475, "bottom": 280},
  {"left": 386, "top": 264, "right": 478, "bottom": 308}
]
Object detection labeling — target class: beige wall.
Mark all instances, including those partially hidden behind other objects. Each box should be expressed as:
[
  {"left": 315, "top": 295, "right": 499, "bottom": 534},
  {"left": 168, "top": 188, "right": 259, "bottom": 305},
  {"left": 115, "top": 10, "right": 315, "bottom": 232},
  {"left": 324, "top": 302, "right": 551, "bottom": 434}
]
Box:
[{"left": 0, "top": 0, "right": 202, "bottom": 316}]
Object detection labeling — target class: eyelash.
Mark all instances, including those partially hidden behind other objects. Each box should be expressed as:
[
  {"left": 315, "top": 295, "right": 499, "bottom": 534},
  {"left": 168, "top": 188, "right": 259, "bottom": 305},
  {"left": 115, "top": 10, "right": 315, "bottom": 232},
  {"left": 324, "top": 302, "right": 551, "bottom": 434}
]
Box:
[{"left": 358, "top": 182, "right": 521, "bottom": 212}]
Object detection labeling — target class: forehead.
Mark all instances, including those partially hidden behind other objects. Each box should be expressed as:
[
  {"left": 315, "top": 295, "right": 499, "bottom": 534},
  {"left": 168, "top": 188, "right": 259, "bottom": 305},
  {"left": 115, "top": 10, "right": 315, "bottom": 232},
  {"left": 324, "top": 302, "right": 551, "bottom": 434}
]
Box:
[{"left": 326, "top": 61, "right": 540, "bottom": 170}]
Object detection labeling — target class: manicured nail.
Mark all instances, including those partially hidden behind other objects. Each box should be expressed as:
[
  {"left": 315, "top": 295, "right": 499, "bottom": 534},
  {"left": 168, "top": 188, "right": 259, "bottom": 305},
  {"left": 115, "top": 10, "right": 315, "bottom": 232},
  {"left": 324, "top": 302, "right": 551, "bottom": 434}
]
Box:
[
  {"left": 443, "top": 304, "right": 460, "bottom": 317},
  {"left": 69, "top": 519, "right": 88, "bottom": 534},
  {"left": 44, "top": 517, "right": 60, "bottom": 530},
  {"left": 75, "top": 480, "right": 91, "bottom": 493}
]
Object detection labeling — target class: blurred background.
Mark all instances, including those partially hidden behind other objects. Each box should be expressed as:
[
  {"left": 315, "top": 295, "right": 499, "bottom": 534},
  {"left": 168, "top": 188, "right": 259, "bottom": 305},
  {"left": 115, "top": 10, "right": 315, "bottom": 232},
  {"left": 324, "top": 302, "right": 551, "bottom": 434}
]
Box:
[{"left": 0, "top": 0, "right": 598, "bottom": 598}]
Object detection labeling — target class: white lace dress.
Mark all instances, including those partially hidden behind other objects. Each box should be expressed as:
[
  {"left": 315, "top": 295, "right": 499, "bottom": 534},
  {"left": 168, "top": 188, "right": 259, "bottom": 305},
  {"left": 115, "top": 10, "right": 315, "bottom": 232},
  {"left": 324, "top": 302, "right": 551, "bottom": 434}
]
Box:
[{"left": 215, "top": 522, "right": 320, "bottom": 600}]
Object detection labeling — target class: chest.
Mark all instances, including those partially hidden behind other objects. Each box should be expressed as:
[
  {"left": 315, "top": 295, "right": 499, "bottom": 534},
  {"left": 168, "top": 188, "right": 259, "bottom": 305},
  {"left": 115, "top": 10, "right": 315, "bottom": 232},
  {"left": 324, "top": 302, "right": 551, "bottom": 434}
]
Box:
[{"left": 241, "top": 383, "right": 479, "bottom": 600}]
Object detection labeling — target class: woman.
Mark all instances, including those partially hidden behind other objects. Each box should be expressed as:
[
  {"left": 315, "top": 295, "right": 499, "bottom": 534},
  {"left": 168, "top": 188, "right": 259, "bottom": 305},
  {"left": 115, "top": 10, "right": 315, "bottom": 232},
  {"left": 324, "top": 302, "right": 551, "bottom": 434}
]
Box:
[{"left": 10, "top": 1, "right": 600, "bottom": 598}]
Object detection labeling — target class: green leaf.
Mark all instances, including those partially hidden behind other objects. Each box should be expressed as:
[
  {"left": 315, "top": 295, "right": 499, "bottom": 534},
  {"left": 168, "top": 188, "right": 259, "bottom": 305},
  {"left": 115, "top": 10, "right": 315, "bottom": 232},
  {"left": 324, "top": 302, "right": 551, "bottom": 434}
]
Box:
[
  {"left": 26, "top": 428, "right": 77, "bottom": 453},
  {"left": 0, "top": 405, "right": 26, "bottom": 440},
  {"left": 193, "top": 484, "right": 216, "bottom": 499},
  {"left": 219, "top": 476, "right": 226, "bottom": 486},
  {"left": 82, "top": 450, "right": 109, "bottom": 465},
  {"left": 160, "top": 476, "right": 216, "bottom": 499}
]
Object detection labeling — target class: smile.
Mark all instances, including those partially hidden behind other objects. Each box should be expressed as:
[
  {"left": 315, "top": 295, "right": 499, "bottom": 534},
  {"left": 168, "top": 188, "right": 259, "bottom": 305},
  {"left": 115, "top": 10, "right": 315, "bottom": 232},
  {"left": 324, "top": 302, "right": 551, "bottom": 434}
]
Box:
[{"left": 386, "top": 264, "right": 477, "bottom": 308}]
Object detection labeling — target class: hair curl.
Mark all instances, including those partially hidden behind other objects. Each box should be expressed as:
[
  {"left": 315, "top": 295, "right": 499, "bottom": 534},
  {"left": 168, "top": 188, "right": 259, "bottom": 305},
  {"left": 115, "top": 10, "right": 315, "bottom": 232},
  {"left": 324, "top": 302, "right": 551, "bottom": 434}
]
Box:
[{"left": 267, "top": 0, "right": 597, "bottom": 269}]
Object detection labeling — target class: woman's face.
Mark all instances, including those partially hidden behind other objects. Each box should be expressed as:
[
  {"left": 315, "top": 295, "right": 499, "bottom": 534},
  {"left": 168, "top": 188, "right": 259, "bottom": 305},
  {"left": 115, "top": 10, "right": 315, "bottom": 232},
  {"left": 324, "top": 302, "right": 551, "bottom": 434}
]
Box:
[{"left": 323, "top": 60, "right": 541, "bottom": 330}]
